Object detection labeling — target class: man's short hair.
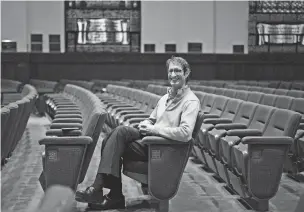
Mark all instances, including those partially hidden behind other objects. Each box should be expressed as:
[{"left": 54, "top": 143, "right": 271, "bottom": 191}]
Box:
[{"left": 166, "top": 56, "right": 191, "bottom": 82}]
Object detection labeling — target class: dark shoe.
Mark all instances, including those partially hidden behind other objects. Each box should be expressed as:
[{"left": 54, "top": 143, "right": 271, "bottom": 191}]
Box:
[
  {"left": 88, "top": 194, "right": 125, "bottom": 210},
  {"left": 75, "top": 186, "right": 103, "bottom": 203}
]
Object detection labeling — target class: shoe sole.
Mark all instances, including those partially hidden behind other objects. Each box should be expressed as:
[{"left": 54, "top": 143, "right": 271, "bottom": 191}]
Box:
[{"left": 88, "top": 203, "right": 126, "bottom": 210}]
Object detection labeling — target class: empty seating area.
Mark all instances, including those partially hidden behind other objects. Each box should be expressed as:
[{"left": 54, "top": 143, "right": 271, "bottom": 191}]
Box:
[
  {"left": 39, "top": 84, "right": 107, "bottom": 191},
  {"left": 2, "top": 78, "right": 304, "bottom": 212},
  {"left": 1, "top": 83, "right": 38, "bottom": 166}
]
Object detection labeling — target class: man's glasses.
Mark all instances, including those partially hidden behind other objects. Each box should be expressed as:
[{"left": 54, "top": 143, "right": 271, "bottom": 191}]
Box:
[{"left": 168, "top": 68, "right": 183, "bottom": 75}]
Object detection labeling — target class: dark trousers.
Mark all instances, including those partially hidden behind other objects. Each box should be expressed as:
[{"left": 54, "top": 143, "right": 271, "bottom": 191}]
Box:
[{"left": 97, "top": 126, "right": 148, "bottom": 189}]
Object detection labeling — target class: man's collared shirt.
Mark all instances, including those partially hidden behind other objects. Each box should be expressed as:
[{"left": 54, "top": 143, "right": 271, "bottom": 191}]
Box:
[{"left": 143, "top": 85, "right": 200, "bottom": 142}]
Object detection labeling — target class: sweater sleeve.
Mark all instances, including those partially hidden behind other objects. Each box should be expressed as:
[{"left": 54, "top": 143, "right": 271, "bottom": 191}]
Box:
[
  {"left": 154, "top": 100, "right": 200, "bottom": 142},
  {"left": 140, "top": 100, "right": 159, "bottom": 125}
]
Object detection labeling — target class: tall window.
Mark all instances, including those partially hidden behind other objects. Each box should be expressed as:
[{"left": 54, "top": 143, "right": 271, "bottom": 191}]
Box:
[
  {"left": 49, "top": 34, "right": 61, "bottom": 52},
  {"left": 31, "top": 34, "right": 43, "bottom": 52},
  {"left": 248, "top": 1, "right": 304, "bottom": 53},
  {"left": 65, "top": 0, "right": 141, "bottom": 52}
]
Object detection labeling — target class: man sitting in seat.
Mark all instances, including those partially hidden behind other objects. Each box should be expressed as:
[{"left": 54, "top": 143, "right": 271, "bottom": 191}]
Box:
[{"left": 75, "top": 56, "right": 201, "bottom": 210}]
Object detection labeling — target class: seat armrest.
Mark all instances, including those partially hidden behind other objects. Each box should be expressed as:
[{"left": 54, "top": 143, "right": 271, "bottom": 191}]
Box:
[
  {"left": 52, "top": 118, "right": 82, "bottom": 124},
  {"left": 203, "top": 118, "right": 232, "bottom": 125},
  {"left": 242, "top": 136, "right": 293, "bottom": 145},
  {"left": 226, "top": 129, "right": 263, "bottom": 138},
  {"left": 142, "top": 136, "right": 188, "bottom": 145},
  {"left": 203, "top": 114, "right": 220, "bottom": 119},
  {"left": 50, "top": 123, "right": 82, "bottom": 129},
  {"left": 215, "top": 123, "right": 247, "bottom": 130},
  {"left": 46, "top": 129, "right": 82, "bottom": 136},
  {"left": 39, "top": 136, "right": 92, "bottom": 145}
]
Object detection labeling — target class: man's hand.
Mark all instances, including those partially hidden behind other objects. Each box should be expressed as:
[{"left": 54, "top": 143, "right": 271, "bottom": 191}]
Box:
[{"left": 139, "top": 124, "right": 159, "bottom": 136}]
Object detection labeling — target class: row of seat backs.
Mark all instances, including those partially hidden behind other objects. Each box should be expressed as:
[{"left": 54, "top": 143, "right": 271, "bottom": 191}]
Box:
[
  {"left": 2, "top": 84, "right": 39, "bottom": 106},
  {"left": 29, "top": 79, "right": 58, "bottom": 93},
  {"left": 91, "top": 80, "right": 131, "bottom": 93},
  {"left": 1, "top": 84, "right": 38, "bottom": 162},
  {"left": 105, "top": 84, "right": 161, "bottom": 110},
  {"left": 53, "top": 79, "right": 94, "bottom": 92},
  {"left": 146, "top": 84, "right": 304, "bottom": 123},
  {"left": 190, "top": 80, "right": 304, "bottom": 90},
  {"left": 234, "top": 80, "right": 304, "bottom": 90},
  {"left": 147, "top": 83, "right": 304, "bottom": 103},
  {"left": 224, "top": 84, "right": 304, "bottom": 97},
  {"left": 55, "top": 84, "right": 107, "bottom": 183},
  {"left": 62, "top": 84, "right": 106, "bottom": 137},
  {"left": 197, "top": 92, "right": 300, "bottom": 140},
  {"left": 1, "top": 79, "right": 22, "bottom": 93}
]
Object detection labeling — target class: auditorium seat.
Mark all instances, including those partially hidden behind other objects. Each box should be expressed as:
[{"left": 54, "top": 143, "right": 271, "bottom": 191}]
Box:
[
  {"left": 121, "top": 112, "right": 204, "bottom": 212},
  {"left": 218, "top": 104, "right": 275, "bottom": 183},
  {"left": 202, "top": 101, "right": 258, "bottom": 170},
  {"left": 274, "top": 88, "right": 289, "bottom": 96},
  {"left": 234, "top": 90, "right": 249, "bottom": 101},
  {"left": 274, "top": 96, "right": 293, "bottom": 109},
  {"left": 278, "top": 81, "right": 292, "bottom": 90},
  {"left": 39, "top": 84, "right": 107, "bottom": 191},
  {"left": 288, "top": 90, "right": 304, "bottom": 98},
  {"left": 247, "top": 92, "right": 264, "bottom": 103},
  {"left": 228, "top": 109, "right": 300, "bottom": 211},
  {"left": 260, "top": 94, "right": 277, "bottom": 106}
]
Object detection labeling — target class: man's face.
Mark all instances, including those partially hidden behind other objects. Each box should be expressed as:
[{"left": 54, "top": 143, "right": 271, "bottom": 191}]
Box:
[{"left": 167, "top": 62, "right": 189, "bottom": 90}]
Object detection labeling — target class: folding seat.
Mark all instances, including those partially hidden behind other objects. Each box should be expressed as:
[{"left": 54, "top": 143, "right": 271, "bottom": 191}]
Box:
[
  {"left": 204, "top": 86, "right": 216, "bottom": 94},
  {"left": 112, "top": 92, "right": 152, "bottom": 127},
  {"left": 122, "top": 112, "right": 204, "bottom": 212},
  {"left": 297, "top": 136, "right": 304, "bottom": 161},
  {"left": 204, "top": 102, "right": 258, "bottom": 172},
  {"left": 40, "top": 87, "right": 107, "bottom": 191},
  {"left": 287, "top": 90, "right": 304, "bottom": 98},
  {"left": 193, "top": 91, "right": 206, "bottom": 105},
  {"left": 257, "top": 81, "right": 270, "bottom": 87},
  {"left": 274, "top": 88, "right": 288, "bottom": 96},
  {"left": 234, "top": 90, "right": 249, "bottom": 101},
  {"left": 1, "top": 107, "right": 10, "bottom": 162},
  {"left": 1, "top": 103, "right": 18, "bottom": 161},
  {"left": 228, "top": 109, "right": 300, "bottom": 211},
  {"left": 247, "top": 92, "right": 263, "bottom": 103},
  {"left": 194, "top": 93, "right": 215, "bottom": 115},
  {"left": 223, "top": 89, "right": 237, "bottom": 98},
  {"left": 194, "top": 99, "right": 242, "bottom": 165},
  {"left": 284, "top": 98, "right": 304, "bottom": 175},
  {"left": 248, "top": 86, "right": 262, "bottom": 92},
  {"left": 196, "top": 96, "right": 229, "bottom": 146},
  {"left": 260, "top": 94, "right": 277, "bottom": 106},
  {"left": 214, "top": 88, "right": 225, "bottom": 95},
  {"left": 260, "top": 87, "right": 275, "bottom": 94},
  {"left": 278, "top": 81, "right": 292, "bottom": 90},
  {"left": 9, "top": 99, "right": 29, "bottom": 154},
  {"left": 291, "top": 82, "right": 304, "bottom": 91},
  {"left": 123, "top": 94, "right": 160, "bottom": 128},
  {"left": 217, "top": 105, "right": 275, "bottom": 184},
  {"left": 6, "top": 100, "right": 25, "bottom": 156},
  {"left": 237, "top": 85, "right": 250, "bottom": 91},
  {"left": 225, "top": 84, "right": 238, "bottom": 90},
  {"left": 274, "top": 96, "right": 293, "bottom": 109},
  {"left": 268, "top": 81, "right": 281, "bottom": 89}
]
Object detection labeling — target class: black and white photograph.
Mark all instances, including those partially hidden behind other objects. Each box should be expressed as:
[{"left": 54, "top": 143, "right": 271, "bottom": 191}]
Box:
[{"left": 1, "top": 1, "right": 304, "bottom": 212}]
